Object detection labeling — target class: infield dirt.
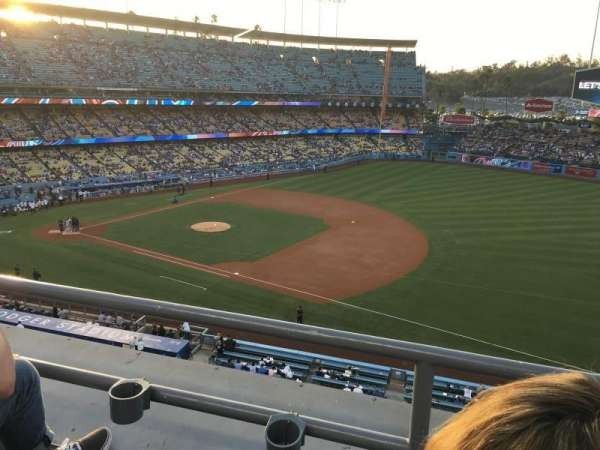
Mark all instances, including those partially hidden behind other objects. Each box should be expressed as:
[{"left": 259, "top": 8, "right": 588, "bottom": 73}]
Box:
[{"left": 34, "top": 187, "right": 428, "bottom": 302}]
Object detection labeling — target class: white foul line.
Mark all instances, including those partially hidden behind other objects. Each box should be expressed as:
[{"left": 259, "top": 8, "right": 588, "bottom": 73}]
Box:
[
  {"left": 220, "top": 271, "right": 587, "bottom": 371},
  {"left": 160, "top": 276, "right": 208, "bottom": 291},
  {"left": 76, "top": 181, "right": 587, "bottom": 371}
]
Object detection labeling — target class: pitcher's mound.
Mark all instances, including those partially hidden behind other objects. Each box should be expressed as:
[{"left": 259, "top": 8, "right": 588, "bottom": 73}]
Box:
[{"left": 190, "top": 222, "right": 231, "bottom": 233}]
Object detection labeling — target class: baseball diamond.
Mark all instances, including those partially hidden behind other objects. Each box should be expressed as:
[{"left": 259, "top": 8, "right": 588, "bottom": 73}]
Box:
[{"left": 2, "top": 161, "right": 599, "bottom": 371}]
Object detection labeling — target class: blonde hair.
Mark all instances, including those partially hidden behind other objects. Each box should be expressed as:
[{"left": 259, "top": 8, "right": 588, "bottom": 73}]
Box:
[{"left": 425, "top": 372, "right": 600, "bottom": 450}]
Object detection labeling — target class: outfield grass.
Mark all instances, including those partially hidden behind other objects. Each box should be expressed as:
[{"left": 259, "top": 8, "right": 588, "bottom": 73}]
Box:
[
  {"left": 1, "top": 162, "right": 599, "bottom": 370},
  {"left": 102, "top": 202, "right": 326, "bottom": 264}
]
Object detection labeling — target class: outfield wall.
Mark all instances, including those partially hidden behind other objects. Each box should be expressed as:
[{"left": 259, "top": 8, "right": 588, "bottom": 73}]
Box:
[
  {"left": 445, "top": 152, "right": 600, "bottom": 181},
  {"left": 2, "top": 150, "right": 599, "bottom": 209}
]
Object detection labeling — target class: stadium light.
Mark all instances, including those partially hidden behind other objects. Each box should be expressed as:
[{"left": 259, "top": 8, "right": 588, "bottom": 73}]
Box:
[{"left": 591, "top": 0, "right": 600, "bottom": 67}]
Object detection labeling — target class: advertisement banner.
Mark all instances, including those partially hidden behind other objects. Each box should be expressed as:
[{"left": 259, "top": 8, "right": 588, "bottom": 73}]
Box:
[
  {"left": 588, "top": 108, "right": 600, "bottom": 118},
  {"left": 0, "top": 97, "right": 322, "bottom": 107},
  {"left": 0, "top": 128, "right": 422, "bottom": 149},
  {"left": 472, "top": 156, "right": 493, "bottom": 165},
  {"left": 524, "top": 98, "right": 554, "bottom": 113},
  {"left": 440, "top": 114, "right": 476, "bottom": 126},
  {"left": 0, "top": 309, "right": 189, "bottom": 358},
  {"left": 564, "top": 166, "right": 598, "bottom": 178},
  {"left": 531, "top": 162, "right": 563, "bottom": 175}
]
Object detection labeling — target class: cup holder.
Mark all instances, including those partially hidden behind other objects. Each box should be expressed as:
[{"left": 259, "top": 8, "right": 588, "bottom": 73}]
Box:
[
  {"left": 108, "top": 378, "right": 151, "bottom": 425},
  {"left": 265, "top": 414, "right": 306, "bottom": 450}
]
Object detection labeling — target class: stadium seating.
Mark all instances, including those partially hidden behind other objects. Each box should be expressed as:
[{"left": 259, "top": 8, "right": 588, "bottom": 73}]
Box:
[
  {"left": 213, "top": 338, "right": 391, "bottom": 398},
  {"left": 458, "top": 121, "right": 600, "bottom": 167},
  {"left": 0, "top": 134, "right": 418, "bottom": 189},
  {"left": 0, "top": 106, "right": 412, "bottom": 141},
  {"left": 402, "top": 370, "right": 488, "bottom": 412},
  {"left": 0, "top": 20, "right": 425, "bottom": 97}
]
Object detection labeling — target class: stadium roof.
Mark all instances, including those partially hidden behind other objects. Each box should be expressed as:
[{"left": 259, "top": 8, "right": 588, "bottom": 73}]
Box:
[{"left": 13, "top": 1, "right": 417, "bottom": 49}]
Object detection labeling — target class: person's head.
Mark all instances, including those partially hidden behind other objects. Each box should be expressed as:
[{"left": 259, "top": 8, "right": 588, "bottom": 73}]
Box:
[{"left": 425, "top": 372, "right": 600, "bottom": 450}]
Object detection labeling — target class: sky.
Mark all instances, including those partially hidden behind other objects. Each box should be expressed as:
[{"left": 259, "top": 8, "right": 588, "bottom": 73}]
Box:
[{"left": 6, "top": 0, "right": 600, "bottom": 72}]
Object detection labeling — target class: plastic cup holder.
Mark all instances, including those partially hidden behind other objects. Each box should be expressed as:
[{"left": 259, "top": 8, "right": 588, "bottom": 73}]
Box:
[
  {"left": 265, "top": 414, "right": 306, "bottom": 450},
  {"left": 108, "top": 378, "right": 151, "bottom": 425}
]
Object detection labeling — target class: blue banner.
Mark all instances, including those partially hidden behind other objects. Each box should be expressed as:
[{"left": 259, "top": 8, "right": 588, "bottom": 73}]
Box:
[
  {"left": 0, "top": 128, "right": 421, "bottom": 149},
  {"left": 0, "top": 309, "right": 190, "bottom": 358}
]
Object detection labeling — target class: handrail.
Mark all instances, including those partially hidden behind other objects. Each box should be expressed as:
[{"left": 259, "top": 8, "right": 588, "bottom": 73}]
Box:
[
  {"left": 21, "top": 357, "right": 409, "bottom": 450},
  {"left": 0, "top": 276, "right": 585, "bottom": 449}
]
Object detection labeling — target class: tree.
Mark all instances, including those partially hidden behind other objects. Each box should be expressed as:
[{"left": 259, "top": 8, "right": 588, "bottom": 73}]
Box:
[
  {"left": 427, "top": 56, "right": 599, "bottom": 104},
  {"left": 454, "top": 104, "right": 466, "bottom": 114},
  {"left": 210, "top": 14, "right": 218, "bottom": 24}
]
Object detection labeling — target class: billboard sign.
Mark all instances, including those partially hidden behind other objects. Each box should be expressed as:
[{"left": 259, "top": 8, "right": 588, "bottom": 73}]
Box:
[
  {"left": 440, "top": 114, "right": 476, "bottom": 126},
  {"left": 572, "top": 68, "right": 600, "bottom": 104},
  {"left": 564, "top": 166, "right": 598, "bottom": 178},
  {"left": 588, "top": 108, "right": 600, "bottom": 118},
  {"left": 524, "top": 98, "right": 553, "bottom": 113}
]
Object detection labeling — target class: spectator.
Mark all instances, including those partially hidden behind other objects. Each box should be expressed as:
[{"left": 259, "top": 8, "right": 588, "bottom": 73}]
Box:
[
  {"left": 0, "top": 329, "right": 112, "bottom": 450},
  {"left": 158, "top": 324, "right": 166, "bottom": 337},
  {"left": 296, "top": 306, "right": 303, "bottom": 324},
  {"left": 425, "top": 372, "right": 600, "bottom": 450},
  {"left": 52, "top": 305, "right": 59, "bottom": 318},
  {"left": 180, "top": 321, "right": 191, "bottom": 340},
  {"left": 214, "top": 332, "right": 224, "bottom": 355},
  {"left": 135, "top": 336, "right": 144, "bottom": 352},
  {"left": 280, "top": 364, "right": 294, "bottom": 379}
]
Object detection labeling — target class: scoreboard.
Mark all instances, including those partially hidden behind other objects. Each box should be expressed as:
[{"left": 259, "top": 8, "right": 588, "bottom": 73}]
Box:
[{"left": 572, "top": 67, "right": 600, "bottom": 104}]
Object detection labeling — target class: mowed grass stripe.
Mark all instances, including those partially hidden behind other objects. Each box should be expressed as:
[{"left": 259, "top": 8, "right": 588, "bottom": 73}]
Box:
[{"left": 2, "top": 161, "right": 600, "bottom": 369}]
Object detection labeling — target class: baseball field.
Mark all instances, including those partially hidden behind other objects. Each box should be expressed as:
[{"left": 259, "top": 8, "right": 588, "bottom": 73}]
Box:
[{"left": 1, "top": 161, "right": 599, "bottom": 371}]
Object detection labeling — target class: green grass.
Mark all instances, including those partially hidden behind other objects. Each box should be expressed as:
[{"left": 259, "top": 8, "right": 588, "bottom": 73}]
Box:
[
  {"left": 1, "top": 162, "right": 600, "bottom": 371},
  {"left": 102, "top": 202, "right": 326, "bottom": 264}
]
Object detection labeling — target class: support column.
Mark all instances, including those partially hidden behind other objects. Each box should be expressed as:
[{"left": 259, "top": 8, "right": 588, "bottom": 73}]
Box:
[{"left": 408, "top": 361, "right": 434, "bottom": 450}]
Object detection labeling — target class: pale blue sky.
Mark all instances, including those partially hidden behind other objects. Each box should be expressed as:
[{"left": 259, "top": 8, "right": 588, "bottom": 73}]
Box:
[{"left": 8, "top": 0, "right": 600, "bottom": 71}]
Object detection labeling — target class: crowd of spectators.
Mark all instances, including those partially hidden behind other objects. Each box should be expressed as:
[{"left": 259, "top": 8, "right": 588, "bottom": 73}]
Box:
[
  {"left": 315, "top": 365, "right": 367, "bottom": 394},
  {"left": 0, "top": 134, "right": 418, "bottom": 188},
  {"left": 211, "top": 332, "right": 302, "bottom": 383},
  {"left": 0, "top": 20, "right": 424, "bottom": 97},
  {"left": 0, "top": 107, "right": 412, "bottom": 141},
  {"left": 458, "top": 122, "right": 600, "bottom": 167}
]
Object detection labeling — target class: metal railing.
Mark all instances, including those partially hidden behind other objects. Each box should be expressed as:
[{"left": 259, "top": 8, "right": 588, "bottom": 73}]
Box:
[{"left": 0, "top": 275, "right": 579, "bottom": 449}]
